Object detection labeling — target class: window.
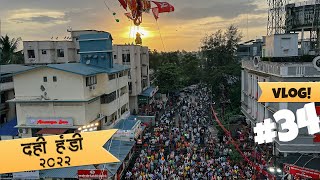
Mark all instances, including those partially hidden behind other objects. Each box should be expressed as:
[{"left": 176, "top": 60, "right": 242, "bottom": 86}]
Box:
[
  {"left": 43, "top": 77, "right": 47, "bottom": 82},
  {"left": 114, "top": 54, "right": 117, "bottom": 59},
  {"left": 128, "top": 70, "right": 131, "bottom": 79},
  {"left": 86, "top": 76, "right": 97, "bottom": 86},
  {"left": 57, "top": 49, "right": 64, "bottom": 57},
  {"left": 41, "top": 50, "right": 47, "bottom": 54},
  {"left": 119, "top": 72, "right": 124, "bottom": 77},
  {"left": 77, "top": 49, "right": 80, "bottom": 54},
  {"left": 101, "top": 91, "right": 117, "bottom": 104},
  {"left": 120, "top": 86, "right": 127, "bottom": 96},
  {"left": 121, "top": 104, "right": 128, "bottom": 114},
  {"left": 122, "top": 54, "right": 130, "bottom": 64},
  {"left": 128, "top": 82, "right": 132, "bottom": 93},
  {"left": 53, "top": 76, "right": 57, "bottom": 82},
  {"left": 108, "top": 74, "right": 116, "bottom": 80},
  {"left": 28, "top": 50, "right": 35, "bottom": 58}
]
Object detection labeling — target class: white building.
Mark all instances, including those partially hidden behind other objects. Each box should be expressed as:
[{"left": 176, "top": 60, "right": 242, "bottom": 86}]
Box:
[
  {"left": 23, "top": 41, "right": 77, "bottom": 64},
  {"left": 113, "top": 45, "right": 155, "bottom": 114},
  {"left": 11, "top": 31, "right": 130, "bottom": 137},
  {"left": 23, "top": 30, "right": 107, "bottom": 65},
  {"left": 241, "top": 34, "right": 320, "bottom": 155}
]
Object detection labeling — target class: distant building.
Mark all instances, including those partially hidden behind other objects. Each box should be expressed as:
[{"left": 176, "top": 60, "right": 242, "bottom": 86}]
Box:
[
  {"left": 113, "top": 45, "right": 157, "bottom": 114},
  {"left": 23, "top": 30, "right": 106, "bottom": 65},
  {"left": 23, "top": 41, "right": 77, "bottom": 64},
  {"left": 241, "top": 33, "right": 320, "bottom": 155},
  {"left": 10, "top": 31, "right": 130, "bottom": 138},
  {"left": 237, "top": 38, "right": 264, "bottom": 60}
]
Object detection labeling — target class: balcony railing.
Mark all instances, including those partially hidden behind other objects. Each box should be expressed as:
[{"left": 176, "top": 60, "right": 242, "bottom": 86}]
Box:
[{"left": 242, "top": 59, "right": 320, "bottom": 77}]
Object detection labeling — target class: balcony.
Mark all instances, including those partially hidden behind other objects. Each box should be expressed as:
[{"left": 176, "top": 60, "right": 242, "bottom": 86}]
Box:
[{"left": 242, "top": 59, "right": 320, "bottom": 77}]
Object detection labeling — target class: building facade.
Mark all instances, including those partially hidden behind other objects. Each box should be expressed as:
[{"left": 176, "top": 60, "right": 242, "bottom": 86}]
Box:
[
  {"left": 241, "top": 34, "right": 320, "bottom": 155},
  {"left": 113, "top": 45, "right": 155, "bottom": 114},
  {"left": 0, "top": 65, "right": 34, "bottom": 140},
  {"left": 23, "top": 41, "right": 77, "bottom": 64},
  {"left": 11, "top": 32, "right": 130, "bottom": 138}
]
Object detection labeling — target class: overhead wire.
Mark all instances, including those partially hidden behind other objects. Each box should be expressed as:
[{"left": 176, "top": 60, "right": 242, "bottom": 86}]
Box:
[{"left": 155, "top": 20, "right": 166, "bottom": 52}]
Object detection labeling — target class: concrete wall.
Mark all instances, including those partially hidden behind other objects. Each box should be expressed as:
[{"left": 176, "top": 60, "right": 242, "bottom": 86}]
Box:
[
  {"left": 265, "top": 34, "right": 298, "bottom": 57},
  {"left": 23, "top": 41, "right": 77, "bottom": 64},
  {"left": 14, "top": 68, "right": 85, "bottom": 100}
]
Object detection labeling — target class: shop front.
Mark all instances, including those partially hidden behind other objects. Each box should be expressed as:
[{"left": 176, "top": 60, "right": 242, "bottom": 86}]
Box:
[
  {"left": 138, "top": 86, "right": 159, "bottom": 114},
  {"left": 16, "top": 117, "right": 78, "bottom": 137}
]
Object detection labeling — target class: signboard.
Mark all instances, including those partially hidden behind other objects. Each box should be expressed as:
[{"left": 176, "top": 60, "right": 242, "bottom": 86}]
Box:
[
  {"left": 284, "top": 163, "right": 320, "bottom": 179},
  {"left": 138, "top": 96, "right": 148, "bottom": 104},
  {"left": 26, "top": 117, "right": 73, "bottom": 126},
  {"left": 13, "top": 171, "right": 39, "bottom": 179},
  {"left": 78, "top": 170, "right": 108, "bottom": 179}
]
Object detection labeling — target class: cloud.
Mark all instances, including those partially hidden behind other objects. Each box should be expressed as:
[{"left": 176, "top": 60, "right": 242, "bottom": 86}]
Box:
[
  {"left": 8, "top": 9, "right": 68, "bottom": 24},
  {"left": 173, "top": 0, "right": 265, "bottom": 20}
]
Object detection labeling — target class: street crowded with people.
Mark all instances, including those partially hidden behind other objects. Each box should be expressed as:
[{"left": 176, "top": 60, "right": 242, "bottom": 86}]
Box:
[{"left": 124, "top": 85, "right": 274, "bottom": 180}]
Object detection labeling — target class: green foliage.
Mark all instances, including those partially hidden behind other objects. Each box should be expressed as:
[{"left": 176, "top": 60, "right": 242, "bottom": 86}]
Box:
[
  {"left": 0, "top": 35, "right": 24, "bottom": 64},
  {"left": 200, "top": 25, "right": 243, "bottom": 118},
  {"left": 155, "top": 63, "right": 183, "bottom": 94},
  {"left": 230, "top": 146, "right": 242, "bottom": 163}
]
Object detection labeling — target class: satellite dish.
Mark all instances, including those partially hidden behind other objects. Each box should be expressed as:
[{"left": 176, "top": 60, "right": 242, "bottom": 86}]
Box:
[
  {"left": 40, "top": 85, "right": 45, "bottom": 91},
  {"left": 86, "top": 60, "right": 91, "bottom": 65},
  {"left": 313, "top": 56, "right": 320, "bottom": 71}
]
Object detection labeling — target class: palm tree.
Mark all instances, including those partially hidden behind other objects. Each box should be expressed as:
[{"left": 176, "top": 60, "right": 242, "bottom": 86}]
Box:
[{"left": 0, "top": 35, "right": 23, "bottom": 64}]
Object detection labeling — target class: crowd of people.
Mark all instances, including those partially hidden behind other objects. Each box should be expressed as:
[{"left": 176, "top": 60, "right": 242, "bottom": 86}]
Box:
[{"left": 125, "top": 85, "right": 269, "bottom": 180}]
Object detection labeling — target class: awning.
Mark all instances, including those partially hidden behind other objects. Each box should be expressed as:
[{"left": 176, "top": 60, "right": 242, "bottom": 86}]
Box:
[
  {"left": 140, "top": 86, "right": 159, "bottom": 97},
  {"left": 0, "top": 118, "right": 18, "bottom": 136},
  {"left": 36, "top": 128, "right": 68, "bottom": 135}
]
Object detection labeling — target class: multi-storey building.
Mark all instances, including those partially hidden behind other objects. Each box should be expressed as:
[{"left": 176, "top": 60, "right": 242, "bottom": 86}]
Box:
[
  {"left": 10, "top": 31, "right": 130, "bottom": 138},
  {"left": 0, "top": 65, "right": 34, "bottom": 139},
  {"left": 113, "top": 45, "right": 156, "bottom": 114},
  {"left": 241, "top": 33, "right": 320, "bottom": 155},
  {"left": 23, "top": 41, "right": 77, "bottom": 64}
]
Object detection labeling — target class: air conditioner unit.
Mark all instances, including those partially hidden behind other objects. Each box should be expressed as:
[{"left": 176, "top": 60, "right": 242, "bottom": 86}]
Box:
[
  {"left": 98, "top": 113, "right": 103, "bottom": 118},
  {"left": 18, "top": 128, "right": 28, "bottom": 134}
]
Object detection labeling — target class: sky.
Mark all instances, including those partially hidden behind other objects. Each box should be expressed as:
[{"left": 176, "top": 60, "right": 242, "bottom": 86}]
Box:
[{"left": 0, "top": 0, "right": 305, "bottom": 51}]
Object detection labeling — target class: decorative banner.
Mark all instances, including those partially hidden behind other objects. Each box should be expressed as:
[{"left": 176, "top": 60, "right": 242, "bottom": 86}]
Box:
[
  {"left": 284, "top": 163, "right": 320, "bottom": 179},
  {"left": 0, "top": 129, "right": 119, "bottom": 174},
  {"left": 78, "top": 169, "right": 108, "bottom": 179},
  {"left": 211, "top": 106, "right": 276, "bottom": 180},
  {"left": 258, "top": 82, "right": 320, "bottom": 102}
]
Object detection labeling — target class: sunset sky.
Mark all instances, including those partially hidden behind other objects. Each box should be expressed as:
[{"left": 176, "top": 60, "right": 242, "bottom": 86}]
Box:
[{"left": 0, "top": 0, "right": 305, "bottom": 51}]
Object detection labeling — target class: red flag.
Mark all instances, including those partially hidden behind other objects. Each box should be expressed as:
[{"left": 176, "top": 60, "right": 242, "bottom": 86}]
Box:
[
  {"left": 316, "top": 105, "right": 320, "bottom": 115},
  {"left": 152, "top": 1, "right": 174, "bottom": 13},
  {"left": 314, "top": 134, "right": 320, "bottom": 143},
  {"left": 152, "top": 7, "right": 159, "bottom": 20},
  {"left": 124, "top": 12, "right": 134, "bottom": 20},
  {"left": 118, "top": 0, "right": 127, "bottom": 10}
]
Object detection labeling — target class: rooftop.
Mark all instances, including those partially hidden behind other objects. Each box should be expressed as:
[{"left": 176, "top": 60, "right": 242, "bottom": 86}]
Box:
[
  {"left": 113, "top": 118, "right": 140, "bottom": 131},
  {"left": 12, "top": 63, "right": 129, "bottom": 77},
  {"left": 0, "top": 64, "right": 34, "bottom": 77}
]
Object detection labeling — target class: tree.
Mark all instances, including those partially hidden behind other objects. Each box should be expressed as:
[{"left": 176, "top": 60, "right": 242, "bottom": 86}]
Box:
[
  {"left": 200, "top": 25, "right": 243, "bottom": 119},
  {"left": 155, "top": 63, "right": 182, "bottom": 94},
  {"left": 180, "top": 52, "right": 201, "bottom": 86},
  {"left": 0, "top": 35, "right": 24, "bottom": 64}
]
